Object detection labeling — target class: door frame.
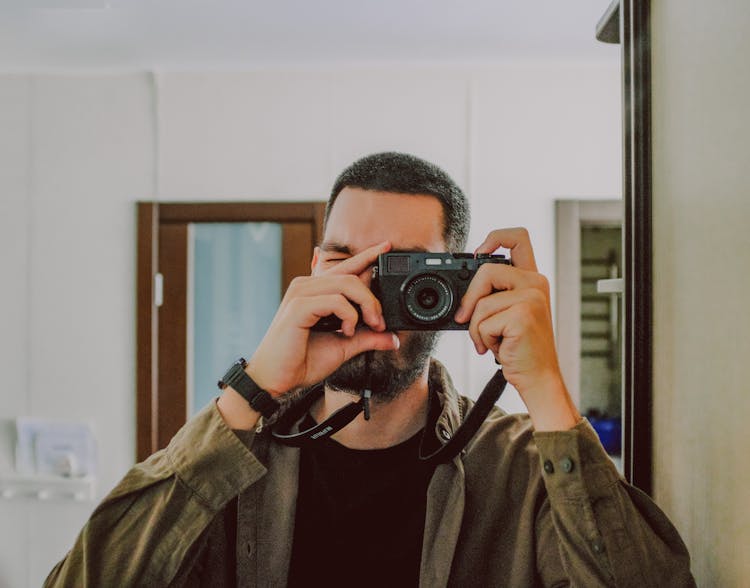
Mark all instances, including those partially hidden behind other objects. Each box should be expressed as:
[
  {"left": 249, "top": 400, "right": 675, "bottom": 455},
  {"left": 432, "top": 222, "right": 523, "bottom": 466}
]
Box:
[
  {"left": 135, "top": 201, "right": 326, "bottom": 461},
  {"left": 555, "top": 199, "right": 624, "bottom": 411}
]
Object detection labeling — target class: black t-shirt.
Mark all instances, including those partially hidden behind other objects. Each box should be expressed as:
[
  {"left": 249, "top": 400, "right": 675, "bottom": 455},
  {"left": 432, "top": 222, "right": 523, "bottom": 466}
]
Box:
[{"left": 287, "top": 413, "right": 437, "bottom": 588}]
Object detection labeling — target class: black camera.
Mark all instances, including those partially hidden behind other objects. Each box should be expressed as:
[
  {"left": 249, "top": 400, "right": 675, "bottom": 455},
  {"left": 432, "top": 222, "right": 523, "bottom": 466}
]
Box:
[{"left": 312, "top": 252, "right": 510, "bottom": 331}]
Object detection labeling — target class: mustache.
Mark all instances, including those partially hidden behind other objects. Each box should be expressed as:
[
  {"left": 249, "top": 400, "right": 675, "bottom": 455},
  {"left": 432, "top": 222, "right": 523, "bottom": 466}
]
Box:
[{"left": 324, "top": 331, "right": 440, "bottom": 401}]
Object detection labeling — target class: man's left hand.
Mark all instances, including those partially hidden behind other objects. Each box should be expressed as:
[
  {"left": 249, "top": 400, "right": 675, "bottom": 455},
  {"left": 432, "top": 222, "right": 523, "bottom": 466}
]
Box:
[{"left": 454, "top": 228, "right": 580, "bottom": 431}]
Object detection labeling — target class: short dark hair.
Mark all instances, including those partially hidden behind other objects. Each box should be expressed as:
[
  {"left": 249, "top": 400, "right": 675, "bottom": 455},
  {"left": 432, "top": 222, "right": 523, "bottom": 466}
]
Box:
[{"left": 326, "top": 152, "right": 470, "bottom": 252}]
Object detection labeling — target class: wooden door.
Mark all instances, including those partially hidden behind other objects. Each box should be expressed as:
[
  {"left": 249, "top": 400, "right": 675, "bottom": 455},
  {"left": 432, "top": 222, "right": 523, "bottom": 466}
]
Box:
[{"left": 136, "top": 202, "right": 325, "bottom": 461}]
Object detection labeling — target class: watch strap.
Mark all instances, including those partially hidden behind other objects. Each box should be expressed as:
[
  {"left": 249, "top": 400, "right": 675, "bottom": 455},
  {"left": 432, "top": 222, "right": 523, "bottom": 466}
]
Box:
[{"left": 218, "top": 358, "right": 280, "bottom": 419}]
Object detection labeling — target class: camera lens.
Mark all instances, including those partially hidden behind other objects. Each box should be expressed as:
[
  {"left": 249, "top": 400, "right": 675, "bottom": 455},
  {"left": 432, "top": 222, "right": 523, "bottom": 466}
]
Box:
[
  {"left": 401, "top": 274, "right": 453, "bottom": 325},
  {"left": 417, "top": 287, "right": 439, "bottom": 309}
]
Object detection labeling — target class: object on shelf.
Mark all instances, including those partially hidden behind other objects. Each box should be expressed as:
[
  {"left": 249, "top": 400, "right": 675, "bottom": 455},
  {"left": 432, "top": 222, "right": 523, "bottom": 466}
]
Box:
[
  {"left": 0, "top": 473, "right": 95, "bottom": 501},
  {"left": 15, "top": 417, "right": 97, "bottom": 477}
]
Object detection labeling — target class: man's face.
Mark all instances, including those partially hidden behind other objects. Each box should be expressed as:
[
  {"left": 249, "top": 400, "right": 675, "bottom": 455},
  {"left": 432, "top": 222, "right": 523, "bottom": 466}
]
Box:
[{"left": 311, "top": 187, "right": 447, "bottom": 401}]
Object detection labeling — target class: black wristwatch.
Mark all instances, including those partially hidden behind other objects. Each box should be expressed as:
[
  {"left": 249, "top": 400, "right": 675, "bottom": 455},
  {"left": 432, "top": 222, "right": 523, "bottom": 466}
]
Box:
[{"left": 218, "top": 358, "right": 280, "bottom": 419}]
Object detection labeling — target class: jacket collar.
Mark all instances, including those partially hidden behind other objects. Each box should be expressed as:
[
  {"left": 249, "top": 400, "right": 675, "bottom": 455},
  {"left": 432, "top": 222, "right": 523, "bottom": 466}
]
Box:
[{"left": 427, "top": 357, "right": 465, "bottom": 442}]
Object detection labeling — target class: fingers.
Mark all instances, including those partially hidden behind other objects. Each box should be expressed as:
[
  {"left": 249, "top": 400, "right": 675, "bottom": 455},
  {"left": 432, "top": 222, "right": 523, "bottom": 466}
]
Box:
[
  {"left": 292, "top": 240, "right": 391, "bottom": 331},
  {"left": 289, "top": 294, "right": 362, "bottom": 336},
  {"left": 465, "top": 289, "right": 548, "bottom": 354},
  {"left": 326, "top": 240, "right": 391, "bottom": 276},
  {"left": 454, "top": 262, "right": 549, "bottom": 324},
  {"left": 340, "top": 329, "right": 401, "bottom": 358},
  {"left": 474, "top": 227, "right": 538, "bottom": 272},
  {"left": 285, "top": 274, "right": 385, "bottom": 331}
]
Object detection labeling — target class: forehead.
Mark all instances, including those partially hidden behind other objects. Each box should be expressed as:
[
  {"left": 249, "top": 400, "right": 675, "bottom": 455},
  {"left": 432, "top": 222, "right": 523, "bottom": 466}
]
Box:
[{"left": 325, "top": 187, "right": 447, "bottom": 252}]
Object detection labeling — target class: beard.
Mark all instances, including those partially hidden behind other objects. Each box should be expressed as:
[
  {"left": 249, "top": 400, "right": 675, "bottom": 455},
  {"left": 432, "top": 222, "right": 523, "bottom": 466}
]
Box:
[{"left": 325, "top": 330, "right": 440, "bottom": 403}]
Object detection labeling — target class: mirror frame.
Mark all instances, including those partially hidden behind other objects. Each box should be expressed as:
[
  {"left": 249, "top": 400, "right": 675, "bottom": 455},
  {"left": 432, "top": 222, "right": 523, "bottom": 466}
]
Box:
[
  {"left": 621, "top": 0, "right": 653, "bottom": 494},
  {"left": 598, "top": 0, "right": 653, "bottom": 493}
]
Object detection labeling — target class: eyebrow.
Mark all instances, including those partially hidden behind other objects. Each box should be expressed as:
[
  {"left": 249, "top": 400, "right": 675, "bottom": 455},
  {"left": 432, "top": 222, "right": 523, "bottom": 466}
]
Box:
[
  {"left": 319, "top": 241, "right": 352, "bottom": 254},
  {"left": 319, "top": 241, "right": 432, "bottom": 254}
]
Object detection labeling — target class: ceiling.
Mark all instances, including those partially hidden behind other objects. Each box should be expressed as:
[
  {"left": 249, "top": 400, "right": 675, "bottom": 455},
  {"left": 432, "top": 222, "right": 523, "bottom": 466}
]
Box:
[{"left": 0, "top": 0, "right": 619, "bottom": 70}]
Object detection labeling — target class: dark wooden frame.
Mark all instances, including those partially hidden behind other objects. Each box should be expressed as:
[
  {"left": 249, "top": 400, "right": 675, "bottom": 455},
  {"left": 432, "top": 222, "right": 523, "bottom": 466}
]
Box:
[
  {"left": 597, "top": 0, "right": 653, "bottom": 493},
  {"left": 136, "top": 203, "right": 159, "bottom": 460},
  {"left": 136, "top": 201, "right": 326, "bottom": 461},
  {"left": 621, "top": 0, "right": 653, "bottom": 494}
]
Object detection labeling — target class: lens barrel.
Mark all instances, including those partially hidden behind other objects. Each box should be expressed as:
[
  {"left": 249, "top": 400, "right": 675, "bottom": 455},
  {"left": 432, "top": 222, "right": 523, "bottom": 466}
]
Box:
[{"left": 402, "top": 274, "right": 453, "bottom": 325}]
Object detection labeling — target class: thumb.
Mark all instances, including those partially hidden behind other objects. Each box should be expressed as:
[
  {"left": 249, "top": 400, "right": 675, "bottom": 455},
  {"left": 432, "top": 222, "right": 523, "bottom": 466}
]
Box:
[{"left": 343, "top": 330, "right": 400, "bottom": 358}]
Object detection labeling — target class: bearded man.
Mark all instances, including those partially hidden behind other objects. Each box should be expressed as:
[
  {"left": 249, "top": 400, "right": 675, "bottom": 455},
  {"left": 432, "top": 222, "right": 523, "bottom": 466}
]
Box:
[{"left": 46, "top": 152, "right": 694, "bottom": 587}]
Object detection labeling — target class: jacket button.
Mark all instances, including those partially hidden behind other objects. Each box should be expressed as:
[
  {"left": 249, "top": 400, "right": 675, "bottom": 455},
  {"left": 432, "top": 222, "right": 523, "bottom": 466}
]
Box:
[
  {"left": 592, "top": 538, "right": 606, "bottom": 554},
  {"left": 543, "top": 460, "right": 554, "bottom": 474},
  {"left": 560, "top": 457, "right": 574, "bottom": 473},
  {"left": 439, "top": 428, "right": 452, "bottom": 441}
]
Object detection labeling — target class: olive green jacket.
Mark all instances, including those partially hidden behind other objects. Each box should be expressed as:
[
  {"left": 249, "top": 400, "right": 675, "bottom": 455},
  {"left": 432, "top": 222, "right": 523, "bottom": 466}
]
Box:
[{"left": 46, "top": 362, "right": 694, "bottom": 587}]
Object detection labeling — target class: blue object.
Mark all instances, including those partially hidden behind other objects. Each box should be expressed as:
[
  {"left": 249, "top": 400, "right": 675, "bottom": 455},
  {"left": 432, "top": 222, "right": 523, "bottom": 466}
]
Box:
[{"left": 589, "top": 416, "right": 622, "bottom": 455}]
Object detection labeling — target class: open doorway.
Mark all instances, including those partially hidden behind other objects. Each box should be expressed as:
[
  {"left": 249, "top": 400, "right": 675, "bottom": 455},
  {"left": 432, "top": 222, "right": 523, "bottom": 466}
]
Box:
[{"left": 555, "top": 199, "right": 624, "bottom": 470}]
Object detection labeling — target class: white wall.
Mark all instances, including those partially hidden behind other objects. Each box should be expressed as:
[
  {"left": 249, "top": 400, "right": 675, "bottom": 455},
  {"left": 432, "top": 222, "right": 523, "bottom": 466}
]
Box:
[
  {"left": 0, "top": 62, "right": 620, "bottom": 587},
  {"left": 0, "top": 73, "right": 155, "bottom": 588},
  {"left": 651, "top": 1, "right": 750, "bottom": 585}
]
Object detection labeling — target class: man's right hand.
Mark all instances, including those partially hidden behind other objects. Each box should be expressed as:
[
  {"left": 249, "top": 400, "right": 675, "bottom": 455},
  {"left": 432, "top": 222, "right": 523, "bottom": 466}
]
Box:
[{"left": 218, "top": 240, "right": 400, "bottom": 428}]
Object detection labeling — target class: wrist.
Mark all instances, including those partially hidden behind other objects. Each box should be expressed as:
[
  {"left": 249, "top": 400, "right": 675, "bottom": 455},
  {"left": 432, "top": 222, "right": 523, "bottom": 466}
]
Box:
[
  {"left": 217, "top": 357, "right": 281, "bottom": 423},
  {"left": 217, "top": 389, "right": 261, "bottom": 430},
  {"left": 520, "top": 374, "right": 580, "bottom": 432},
  {"left": 244, "top": 358, "right": 286, "bottom": 398}
]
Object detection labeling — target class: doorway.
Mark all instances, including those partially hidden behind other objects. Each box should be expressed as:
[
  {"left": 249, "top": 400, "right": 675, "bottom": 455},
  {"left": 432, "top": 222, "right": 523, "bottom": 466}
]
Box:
[
  {"left": 136, "top": 202, "right": 326, "bottom": 461},
  {"left": 555, "top": 199, "right": 624, "bottom": 470}
]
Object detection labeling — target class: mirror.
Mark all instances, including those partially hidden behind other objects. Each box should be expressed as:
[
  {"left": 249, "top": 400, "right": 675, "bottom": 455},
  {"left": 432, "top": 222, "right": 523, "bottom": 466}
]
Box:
[{"left": 0, "top": 2, "right": 630, "bottom": 585}]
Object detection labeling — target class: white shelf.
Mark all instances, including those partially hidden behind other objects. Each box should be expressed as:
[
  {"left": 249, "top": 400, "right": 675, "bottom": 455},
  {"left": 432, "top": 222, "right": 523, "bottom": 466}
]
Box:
[
  {"left": 596, "top": 278, "right": 624, "bottom": 294},
  {"left": 0, "top": 473, "right": 95, "bottom": 501}
]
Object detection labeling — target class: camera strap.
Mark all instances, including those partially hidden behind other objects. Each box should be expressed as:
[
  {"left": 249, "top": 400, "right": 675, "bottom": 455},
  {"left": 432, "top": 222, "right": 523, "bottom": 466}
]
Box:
[
  {"left": 269, "top": 384, "right": 369, "bottom": 447},
  {"left": 418, "top": 368, "right": 506, "bottom": 466},
  {"left": 271, "top": 368, "right": 507, "bottom": 464}
]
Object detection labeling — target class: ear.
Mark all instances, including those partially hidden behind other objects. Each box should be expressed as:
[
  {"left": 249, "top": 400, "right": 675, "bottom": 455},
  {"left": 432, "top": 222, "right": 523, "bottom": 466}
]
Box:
[{"left": 310, "top": 246, "right": 321, "bottom": 275}]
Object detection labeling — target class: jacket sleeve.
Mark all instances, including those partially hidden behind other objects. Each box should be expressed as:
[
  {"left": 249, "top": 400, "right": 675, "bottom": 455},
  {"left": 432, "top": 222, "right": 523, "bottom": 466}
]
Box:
[
  {"left": 532, "top": 419, "right": 695, "bottom": 587},
  {"left": 44, "top": 401, "right": 267, "bottom": 588}
]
